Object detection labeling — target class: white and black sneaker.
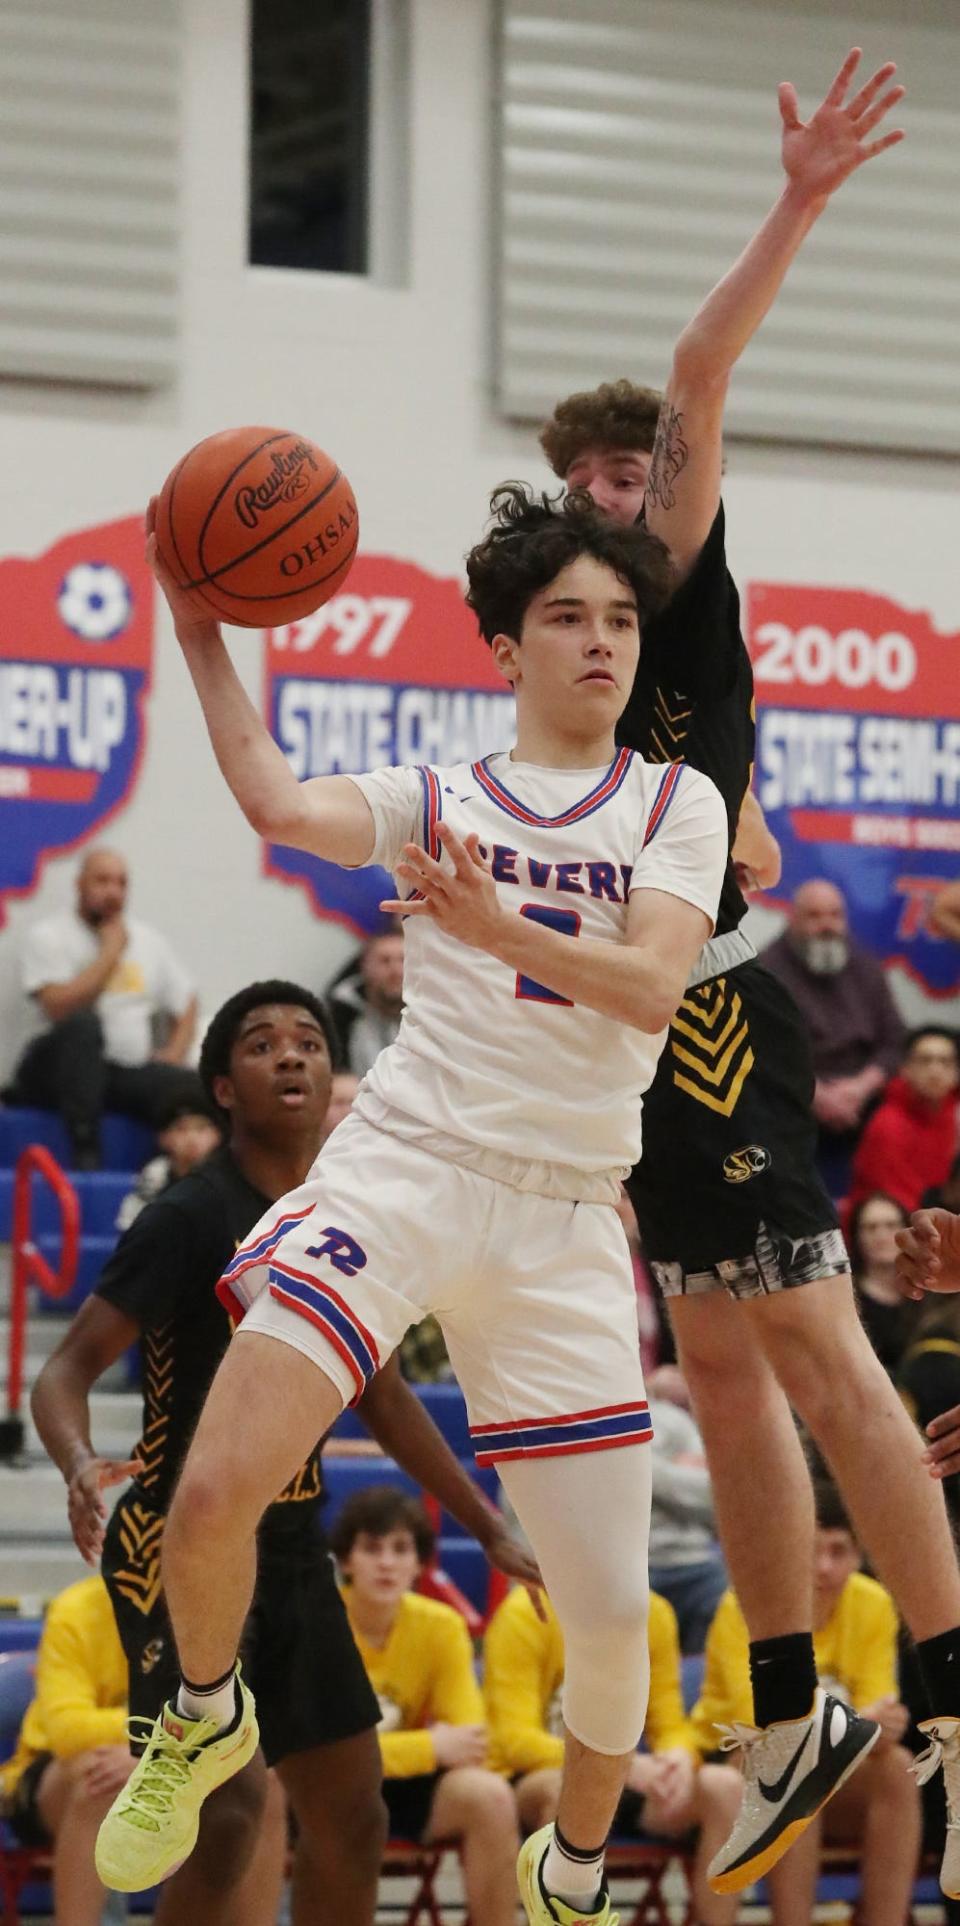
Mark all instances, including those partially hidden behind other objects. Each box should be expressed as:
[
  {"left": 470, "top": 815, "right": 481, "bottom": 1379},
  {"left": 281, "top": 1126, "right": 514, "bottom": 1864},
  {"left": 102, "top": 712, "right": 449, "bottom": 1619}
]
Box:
[
  {"left": 914, "top": 1717, "right": 960, "bottom": 1899},
  {"left": 707, "top": 1686, "right": 880, "bottom": 1895}
]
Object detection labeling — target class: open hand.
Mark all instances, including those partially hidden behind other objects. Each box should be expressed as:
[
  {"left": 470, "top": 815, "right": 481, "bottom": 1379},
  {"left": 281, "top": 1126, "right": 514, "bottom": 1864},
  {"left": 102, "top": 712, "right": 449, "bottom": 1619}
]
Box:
[
  {"left": 67, "top": 1454, "right": 143, "bottom": 1564},
  {"left": 479, "top": 1516, "right": 547, "bottom": 1621},
  {"left": 382, "top": 823, "right": 505, "bottom": 953},
  {"left": 896, "top": 1209, "right": 960, "bottom": 1300},
  {"left": 780, "top": 49, "right": 905, "bottom": 208}
]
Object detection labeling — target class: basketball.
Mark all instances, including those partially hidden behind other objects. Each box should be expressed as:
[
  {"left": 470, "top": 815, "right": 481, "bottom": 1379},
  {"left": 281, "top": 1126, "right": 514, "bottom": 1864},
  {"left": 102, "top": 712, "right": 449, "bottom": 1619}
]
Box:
[{"left": 155, "top": 426, "right": 359, "bottom": 627}]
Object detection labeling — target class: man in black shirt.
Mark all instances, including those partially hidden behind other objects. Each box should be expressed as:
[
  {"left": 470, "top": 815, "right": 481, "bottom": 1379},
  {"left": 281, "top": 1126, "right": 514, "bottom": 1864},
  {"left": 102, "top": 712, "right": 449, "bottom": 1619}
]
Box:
[
  {"left": 541, "top": 49, "right": 960, "bottom": 1906},
  {"left": 32, "top": 978, "right": 538, "bottom": 1926}
]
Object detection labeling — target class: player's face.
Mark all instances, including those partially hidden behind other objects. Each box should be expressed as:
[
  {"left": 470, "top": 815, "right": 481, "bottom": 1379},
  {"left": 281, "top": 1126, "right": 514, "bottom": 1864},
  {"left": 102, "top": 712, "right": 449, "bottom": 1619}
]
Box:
[
  {"left": 342, "top": 1528, "right": 421, "bottom": 1607},
  {"left": 813, "top": 1526, "right": 861, "bottom": 1606},
  {"left": 219, "top": 1004, "right": 332, "bottom": 1137},
  {"left": 564, "top": 447, "right": 651, "bottom": 528},
  {"left": 500, "top": 554, "right": 640, "bottom": 739}
]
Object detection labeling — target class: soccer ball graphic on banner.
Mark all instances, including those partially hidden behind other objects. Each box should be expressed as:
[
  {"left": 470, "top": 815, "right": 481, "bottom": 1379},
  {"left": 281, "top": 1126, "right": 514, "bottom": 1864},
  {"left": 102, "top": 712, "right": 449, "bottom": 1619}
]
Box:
[{"left": 58, "top": 562, "right": 133, "bottom": 641}]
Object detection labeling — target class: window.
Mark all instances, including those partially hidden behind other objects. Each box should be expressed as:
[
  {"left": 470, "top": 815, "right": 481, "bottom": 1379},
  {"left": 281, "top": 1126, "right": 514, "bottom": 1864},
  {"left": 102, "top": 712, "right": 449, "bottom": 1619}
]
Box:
[{"left": 249, "top": 0, "right": 371, "bottom": 275}]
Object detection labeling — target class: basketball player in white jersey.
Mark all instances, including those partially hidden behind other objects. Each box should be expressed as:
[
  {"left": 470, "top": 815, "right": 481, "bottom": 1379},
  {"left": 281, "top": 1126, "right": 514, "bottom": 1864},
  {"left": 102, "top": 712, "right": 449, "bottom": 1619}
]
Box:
[{"left": 97, "top": 486, "right": 738, "bottom": 1922}]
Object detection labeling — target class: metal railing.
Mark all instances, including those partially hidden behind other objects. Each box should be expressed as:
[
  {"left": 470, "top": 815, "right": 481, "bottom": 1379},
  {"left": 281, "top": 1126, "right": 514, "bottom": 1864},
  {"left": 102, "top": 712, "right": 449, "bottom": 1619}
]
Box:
[{"left": 1, "top": 1147, "right": 79, "bottom": 1461}]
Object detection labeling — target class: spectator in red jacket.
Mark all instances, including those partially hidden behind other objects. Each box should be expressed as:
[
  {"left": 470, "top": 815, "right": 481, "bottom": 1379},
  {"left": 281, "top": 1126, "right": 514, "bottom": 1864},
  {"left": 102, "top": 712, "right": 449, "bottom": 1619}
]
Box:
[{"left": 849, "top": 1028, "right": 960, "bottom": 1216}]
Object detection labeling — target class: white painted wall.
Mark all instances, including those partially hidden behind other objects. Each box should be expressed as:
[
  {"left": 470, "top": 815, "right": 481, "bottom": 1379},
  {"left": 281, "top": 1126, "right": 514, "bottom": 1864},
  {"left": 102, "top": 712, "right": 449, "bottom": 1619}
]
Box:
[{"left": 1, "top": 0, "right": 958, "bottom": 1083}]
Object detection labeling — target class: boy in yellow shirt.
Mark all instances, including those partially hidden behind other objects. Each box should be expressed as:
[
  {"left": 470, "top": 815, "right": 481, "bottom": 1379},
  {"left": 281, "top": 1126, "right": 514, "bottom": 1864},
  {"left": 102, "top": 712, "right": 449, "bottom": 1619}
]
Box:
[
  {"left": 0, "top": 1575, "right": 131, "bottom": 1926},
  {"left": 484, "top": 1582, "right": 742, "bottom": 1926},
  {"left": 690, "top": 1482, "right": 921, "bottom": 1926},
  {"left": 332, "top": 1486, "right": 519, "bottom": 1926}
]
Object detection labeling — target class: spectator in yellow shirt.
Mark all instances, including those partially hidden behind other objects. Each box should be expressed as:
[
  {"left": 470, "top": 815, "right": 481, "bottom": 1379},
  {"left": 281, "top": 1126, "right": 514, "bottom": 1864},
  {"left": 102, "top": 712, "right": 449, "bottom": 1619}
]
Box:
[
  {"left": 690, "top": 1481, "right": 921, "bottom": 1926},
  {"left": 332, "top": 1486, "right": 519, "bottom": 1926},
  {"left": 0, "top": 1575, "right": 131, "bottom": 1926},
  {"left": 484, "top": 1582, "right": 742, "bottom": 1926}
]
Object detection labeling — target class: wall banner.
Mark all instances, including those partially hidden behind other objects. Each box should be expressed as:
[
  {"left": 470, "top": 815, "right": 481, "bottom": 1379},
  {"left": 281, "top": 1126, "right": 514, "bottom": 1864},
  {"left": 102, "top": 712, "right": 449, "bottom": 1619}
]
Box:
[
  {"left": 264, "top": 554, "right": 515, "bottom": 933},
  {"left": 0, "top": 518, "right": 154, "bottom": 923},
  {"left": 749, "top": 583, "right": 960, "bottom": 996}
]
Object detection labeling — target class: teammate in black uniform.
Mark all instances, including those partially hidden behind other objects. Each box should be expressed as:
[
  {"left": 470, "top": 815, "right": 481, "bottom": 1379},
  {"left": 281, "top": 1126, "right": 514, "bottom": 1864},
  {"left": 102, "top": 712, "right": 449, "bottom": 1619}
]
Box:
[
  {"left": 542, "top": 50, "right": 960, "bottom": 1904},
  {"left": 32, "top": 979, "right": 538, "bottom": 1926}
]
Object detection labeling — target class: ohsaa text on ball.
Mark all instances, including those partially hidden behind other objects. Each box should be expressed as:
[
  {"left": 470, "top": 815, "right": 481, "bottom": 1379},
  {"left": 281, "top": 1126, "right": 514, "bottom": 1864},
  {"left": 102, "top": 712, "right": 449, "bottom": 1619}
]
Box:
[{"left": 280, "top": 500, "right": 359, "bottom": 578}]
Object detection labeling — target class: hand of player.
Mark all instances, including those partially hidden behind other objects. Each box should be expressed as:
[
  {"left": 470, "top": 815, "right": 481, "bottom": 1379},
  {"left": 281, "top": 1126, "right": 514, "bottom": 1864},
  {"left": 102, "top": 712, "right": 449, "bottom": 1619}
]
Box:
[
  {"left": 430, "top": 1723, "right": 489, "bottom": 1769},
  {"left": 922, "top": 1404, "right": 960, "bottom": 1480},
  {"left": 779, "top": 49, "right": 905, "bottom": 208},
  {"left": 859, "top": 1696, "right": 909, "bottom": 1747},
  {"left": 67, "top": 1454, "right": 143, "bottom": 1564},
  {"left": 478, "top": 1516, "right": 547, "bottom": 1621},
  {"left": 144, "top": 496, "right": 221, "bottom": 646},
  {"left": 381, "top": 823, "right": 507, "bottom": 953},
  {"left": 80, "top": 1745, "right": 135, "bottom": 1800},
  {"left": 896, "top": 1209, "right": 960, "bottom": 1300}
]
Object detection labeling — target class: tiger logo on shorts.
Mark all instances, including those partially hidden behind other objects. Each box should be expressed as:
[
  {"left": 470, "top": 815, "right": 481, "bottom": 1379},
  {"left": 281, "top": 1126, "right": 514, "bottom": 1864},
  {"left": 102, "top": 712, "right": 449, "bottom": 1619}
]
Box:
[{"left": 723, "top": 1144, "right": 771, "bottom": 1185}]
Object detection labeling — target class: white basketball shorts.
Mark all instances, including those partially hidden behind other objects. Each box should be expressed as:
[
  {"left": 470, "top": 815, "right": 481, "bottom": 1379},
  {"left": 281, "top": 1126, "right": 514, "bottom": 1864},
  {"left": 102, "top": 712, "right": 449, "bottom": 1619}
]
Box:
[{"left": 217, "top": 1112, "right": 651, "bottom": 1467}]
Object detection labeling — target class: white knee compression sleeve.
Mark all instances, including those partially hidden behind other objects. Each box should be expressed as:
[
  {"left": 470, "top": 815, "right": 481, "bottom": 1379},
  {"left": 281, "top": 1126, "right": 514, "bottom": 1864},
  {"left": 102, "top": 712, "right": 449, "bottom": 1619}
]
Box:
[{"left": 498, "top": 1443, "right": 652, "bottom": 1755}]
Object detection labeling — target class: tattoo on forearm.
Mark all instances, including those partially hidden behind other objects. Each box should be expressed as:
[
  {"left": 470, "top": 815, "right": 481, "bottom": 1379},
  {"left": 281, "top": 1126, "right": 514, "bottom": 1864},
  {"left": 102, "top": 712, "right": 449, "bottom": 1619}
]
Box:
[{"left": 646, "top": 404, "right": 689, "bottom": 511}]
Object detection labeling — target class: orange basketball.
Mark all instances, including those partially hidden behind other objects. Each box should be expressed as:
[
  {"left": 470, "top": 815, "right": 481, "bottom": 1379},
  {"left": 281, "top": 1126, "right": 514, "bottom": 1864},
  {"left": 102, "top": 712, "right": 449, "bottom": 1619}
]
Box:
[{"left": 155, "top": 426, "right": 359, "bottom": 628}]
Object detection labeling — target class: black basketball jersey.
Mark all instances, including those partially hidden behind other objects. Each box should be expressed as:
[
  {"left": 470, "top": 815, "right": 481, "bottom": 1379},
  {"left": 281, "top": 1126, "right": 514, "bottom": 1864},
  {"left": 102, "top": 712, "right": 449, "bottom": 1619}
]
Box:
[
  {"left": 617, "top": 504, "right": 754, "bottom": 939},
  {"left": 96, "top": 1145, "right": 325, "bottom": 1540}
]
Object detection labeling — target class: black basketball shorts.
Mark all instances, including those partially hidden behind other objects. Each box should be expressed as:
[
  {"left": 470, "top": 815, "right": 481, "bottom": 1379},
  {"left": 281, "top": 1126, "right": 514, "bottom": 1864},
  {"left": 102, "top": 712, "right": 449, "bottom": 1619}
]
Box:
[
  {"left": 627, "top": 959, "right": 848, "bottom": 1295},
  {"left": 102, "top": 1494, "right": 379, "bottom": 1767}
]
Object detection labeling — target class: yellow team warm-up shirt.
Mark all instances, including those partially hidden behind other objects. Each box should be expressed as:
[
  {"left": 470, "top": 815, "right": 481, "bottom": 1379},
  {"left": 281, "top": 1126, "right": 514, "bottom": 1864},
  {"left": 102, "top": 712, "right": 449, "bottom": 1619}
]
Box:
[
  {"left": 689, "top": 1573, "right": 898, "bottom": 1756},
  {"left": 344, "top": 1590, "right": 485, "bottom": 1779},
  {"left": 483, "top": 1586, "right": 695, "bottom": 1776},
  {"left": 1, "top": 1576, "right": 128, "bottom": 1799}
]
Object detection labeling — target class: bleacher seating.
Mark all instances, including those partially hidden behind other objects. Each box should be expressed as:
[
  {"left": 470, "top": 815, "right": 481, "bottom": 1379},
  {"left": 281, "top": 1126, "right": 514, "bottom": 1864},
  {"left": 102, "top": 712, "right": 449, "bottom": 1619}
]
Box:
[{"left": 0, "top": 1109, "right": 152, "bottom": 1174}]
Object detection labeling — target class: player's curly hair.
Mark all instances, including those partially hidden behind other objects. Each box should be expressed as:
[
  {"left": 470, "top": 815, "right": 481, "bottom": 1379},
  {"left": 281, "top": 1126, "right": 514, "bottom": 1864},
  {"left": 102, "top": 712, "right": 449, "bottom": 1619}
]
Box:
[
  {"left": 329, "top": 1486, "right": 437, "bottom": 1567},
  {"left": 464, "top": 481, "right": 673, "bottom": 646},
  {"left": 539, "top": 378, "right": 663, "bottom": 478},
  {"left": 199, "top": 978, "right": 339, "bottom": 1117}
]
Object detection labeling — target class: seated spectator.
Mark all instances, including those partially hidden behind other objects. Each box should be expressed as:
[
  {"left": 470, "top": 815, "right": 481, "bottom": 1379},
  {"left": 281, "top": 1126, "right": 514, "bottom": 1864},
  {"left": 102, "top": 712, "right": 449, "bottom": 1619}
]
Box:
[
  {"left": 761, "top": 879, "right": 904, "bottom": 1186},
  {"left": 484, "top": 1583, "right": 742, "bottom": 1926},
  {"left": 690, "top": 1480, "right": 921, "bottom": 1926},
  {"left": 849, "top": 1027, "right": 960, "bottom": 1217},
  {"left": 332, "top": 1487, "right": 519, "bottom": 1926},
  {"left": 7, "top": 846, "right": 203, "bottom": 1167},
  {"left": 848, "top": 1192, "right": 920, "bottom": 1378},
  {"left": 922, "top": 1150, "right": 960, "bottom": 1215},
  {"left": 647, "top": 1385, "right": 728, "bottom": 1655},
  {"left": 116, "top": 1094, "right": 222, "bottom": 1231},
  {"left": 0, "top": 1575, "right": 130, "bottom": 1926},
  {"left": 328, "top": 923, "right": 404, "bottom": 1077}
]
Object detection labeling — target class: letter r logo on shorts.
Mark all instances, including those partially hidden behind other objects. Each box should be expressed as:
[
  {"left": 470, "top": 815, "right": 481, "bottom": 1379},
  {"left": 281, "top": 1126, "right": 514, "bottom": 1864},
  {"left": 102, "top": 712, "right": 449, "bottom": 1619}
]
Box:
[{"left": 304, "top": 1225, "right": 369, "bottom": 1277}]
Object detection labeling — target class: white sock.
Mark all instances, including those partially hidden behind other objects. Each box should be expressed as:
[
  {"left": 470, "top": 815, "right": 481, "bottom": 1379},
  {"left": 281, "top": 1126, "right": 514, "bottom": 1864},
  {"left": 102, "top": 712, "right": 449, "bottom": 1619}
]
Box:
[
  {"left": 175, "top": 1671, "right": 238, "bottom": 1731},
  {"left": 541, "top": 1826, "right": 605, "bottom": 1912}
]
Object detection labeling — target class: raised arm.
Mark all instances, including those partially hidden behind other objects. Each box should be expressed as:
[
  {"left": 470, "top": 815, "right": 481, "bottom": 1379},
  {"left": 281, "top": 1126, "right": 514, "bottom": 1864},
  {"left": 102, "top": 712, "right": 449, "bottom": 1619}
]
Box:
[
  {"left": 644, "top": 50, "right": 905, "bottom": 581},
  {"left": 147, "top": 501, "right": 376, "bottom": 865}
]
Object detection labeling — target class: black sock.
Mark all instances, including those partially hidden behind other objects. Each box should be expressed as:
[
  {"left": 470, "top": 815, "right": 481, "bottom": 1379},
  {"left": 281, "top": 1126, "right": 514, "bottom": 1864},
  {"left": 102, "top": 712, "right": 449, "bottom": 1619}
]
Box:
[
  {"left": 916, "top": 1627, "right": 960, "bottom": 1719},
  {"left": 749, "top": 1633, "right": 818, "bottom": 1727}
]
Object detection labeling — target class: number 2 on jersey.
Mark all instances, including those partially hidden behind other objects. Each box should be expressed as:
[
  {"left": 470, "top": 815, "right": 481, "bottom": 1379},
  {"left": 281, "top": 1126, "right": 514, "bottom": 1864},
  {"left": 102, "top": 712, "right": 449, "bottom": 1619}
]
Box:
[{"left": 515, "top": 903, "right": 581, "bottom": 1005}]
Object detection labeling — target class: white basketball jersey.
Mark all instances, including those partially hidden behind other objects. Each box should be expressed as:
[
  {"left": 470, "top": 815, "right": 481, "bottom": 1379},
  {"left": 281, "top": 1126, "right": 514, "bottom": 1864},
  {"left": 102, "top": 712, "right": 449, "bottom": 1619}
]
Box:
[{"left": 347, "top": 748, "right": 727, "bottom": 1201}]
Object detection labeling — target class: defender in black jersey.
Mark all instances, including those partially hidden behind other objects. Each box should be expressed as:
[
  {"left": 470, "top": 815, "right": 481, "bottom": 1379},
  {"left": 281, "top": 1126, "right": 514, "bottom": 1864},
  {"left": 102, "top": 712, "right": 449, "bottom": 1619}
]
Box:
[
  {"left": 32, "top": 980, "right": 538, "bottom": 1926},
  {"left": 542, "top": 50, "right": 960, "bottom": 1906}
]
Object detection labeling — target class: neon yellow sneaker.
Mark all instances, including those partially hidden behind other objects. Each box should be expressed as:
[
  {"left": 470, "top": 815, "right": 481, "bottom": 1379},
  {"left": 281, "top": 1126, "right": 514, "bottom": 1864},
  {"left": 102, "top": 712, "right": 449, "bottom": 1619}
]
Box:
[
  {"left": 518, "top": 1825, "right": 619, "bottom": 1925},
  {"left": 95, "top": 1673, "right": 259, "bottom": 1892}
]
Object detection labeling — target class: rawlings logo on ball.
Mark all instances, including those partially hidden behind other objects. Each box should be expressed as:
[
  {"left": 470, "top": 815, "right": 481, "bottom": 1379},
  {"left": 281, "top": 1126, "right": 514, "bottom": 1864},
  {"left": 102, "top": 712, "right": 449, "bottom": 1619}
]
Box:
[{"left": 234, "top": 441, "right": 320, "bottom": 530}]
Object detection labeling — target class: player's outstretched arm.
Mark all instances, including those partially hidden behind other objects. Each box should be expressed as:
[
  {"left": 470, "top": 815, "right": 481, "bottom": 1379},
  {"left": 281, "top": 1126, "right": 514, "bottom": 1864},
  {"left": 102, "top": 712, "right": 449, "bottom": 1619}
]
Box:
[
  {"left": 644, "top": 49, "right": 905, "bottom": 582},
  {"left": 383, "top": 822, "right": 718, "bottom": 1034},
  {"left": 31, "top": 1296, "right": 143, "bottom": 1564},
  {"left": 146, "top": 500, "right": 376, "bottom": 865}
]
